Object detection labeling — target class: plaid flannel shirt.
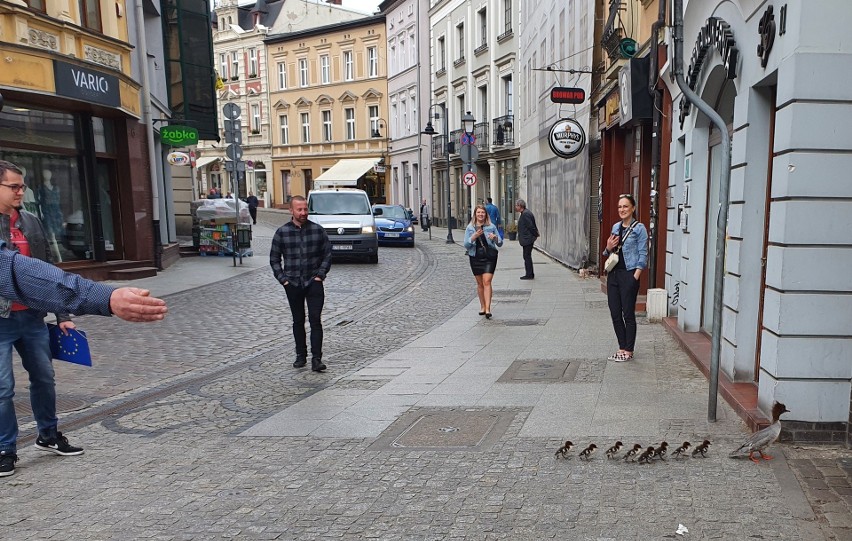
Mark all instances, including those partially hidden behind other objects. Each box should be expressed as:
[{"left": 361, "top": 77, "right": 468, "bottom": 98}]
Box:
[{"left": 269, "top": 220, "right": 332, "bottom": 289}]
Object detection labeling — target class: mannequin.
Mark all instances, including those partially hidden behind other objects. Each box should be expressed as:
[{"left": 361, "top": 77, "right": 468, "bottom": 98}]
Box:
[
  {"left": 38, "top": 169, "right": 63, "bottom": 262},
  {"left": 19, "top": 166, "right": 39, "bottom": 214}
]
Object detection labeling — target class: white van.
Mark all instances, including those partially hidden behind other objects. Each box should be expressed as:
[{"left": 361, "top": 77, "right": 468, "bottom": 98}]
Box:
[{"left": 307, "top": 188, "right": 380, "bottom": 263}]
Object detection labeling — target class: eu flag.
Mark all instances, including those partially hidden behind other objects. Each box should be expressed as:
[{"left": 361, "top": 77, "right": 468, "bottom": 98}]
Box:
[{"left": 47, "top": 324, "right": 92, "bottom": 367}]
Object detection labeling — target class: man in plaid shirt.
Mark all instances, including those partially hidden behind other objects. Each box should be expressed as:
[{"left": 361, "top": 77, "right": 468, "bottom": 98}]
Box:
[{"left": 270, "top": 195, "right": 332, "bottom": 372}]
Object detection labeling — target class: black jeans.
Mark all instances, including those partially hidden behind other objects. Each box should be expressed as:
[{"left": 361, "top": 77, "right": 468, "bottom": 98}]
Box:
[
  {"left": 522, "top": 244, "right": 535, "bottom": 277},
  {"left": 284, "top": 280, "right": 325, "bottom": 358},
  {"left": 249, "top": 207, "right": 258, "bottom": 224},
  {"left": 607, "top": 268, "right": 640, "bottom": 351}
]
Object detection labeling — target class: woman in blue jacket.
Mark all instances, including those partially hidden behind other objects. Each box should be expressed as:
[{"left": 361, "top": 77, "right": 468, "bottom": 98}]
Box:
[
  {"left": 602, "top": 194, "right": 648, "bottom": 361},
  {"left": 464, "top": 204, "right": 503, "bottom": 319}
]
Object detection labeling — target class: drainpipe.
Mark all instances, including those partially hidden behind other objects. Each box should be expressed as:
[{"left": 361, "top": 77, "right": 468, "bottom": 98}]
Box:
[
  {"left": 672, "top": 0, "right": 731, "bottom": 422},
  {"left": 135, "top": 0, "right": 163, "bottom": 269},
  {"left": 647, "top": 0, "right": 667, "bottom": 289}
]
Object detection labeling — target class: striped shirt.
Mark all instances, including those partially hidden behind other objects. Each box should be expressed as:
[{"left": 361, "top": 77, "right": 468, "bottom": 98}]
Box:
[
  {"left": 0, "top": 241, "right": 114, "bottom": 316},
  {"left": 269, "top": 219, "right": 332, "bottom": 289}
]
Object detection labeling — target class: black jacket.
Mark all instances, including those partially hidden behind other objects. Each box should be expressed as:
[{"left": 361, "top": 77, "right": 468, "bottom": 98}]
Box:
[{"left": 517, "top": 208, "right": 539, "bottom": 247}]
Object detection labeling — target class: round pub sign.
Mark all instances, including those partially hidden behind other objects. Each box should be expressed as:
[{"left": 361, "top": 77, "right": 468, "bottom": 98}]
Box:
[
  {"left": 548, "top": 118, "right": 586, "bottom": 159},
  {"left": 161, "top": 125, "right": 199, "bottom": 147}
]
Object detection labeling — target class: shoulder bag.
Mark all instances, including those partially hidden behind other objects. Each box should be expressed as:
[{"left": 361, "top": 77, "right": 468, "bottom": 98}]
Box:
[{"left": 604, "top": 220, "right": 638, "bottom": 273}]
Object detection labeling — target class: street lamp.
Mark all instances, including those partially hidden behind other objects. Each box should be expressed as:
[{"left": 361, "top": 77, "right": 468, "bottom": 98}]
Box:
[
  {"left": 371, "top": 118, "right": 388, "bottom": 203},
  {"left": 460, "top": 111, "right": 476, "bottom": 223},
  {"left": 422, "top": 103, "right": 454, "bottom": 243},
  {"left": 461, "top": 110, "right": 475, "bottom": 136}
]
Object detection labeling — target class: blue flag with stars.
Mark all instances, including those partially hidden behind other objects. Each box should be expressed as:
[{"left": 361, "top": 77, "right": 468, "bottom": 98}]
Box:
[{"left": 47, "top": 324, "right": 92, "bottom": 367}]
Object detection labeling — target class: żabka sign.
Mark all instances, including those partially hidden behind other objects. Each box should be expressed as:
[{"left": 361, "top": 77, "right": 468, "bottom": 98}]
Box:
[
  {"left": 161, "top": 126, "right": 199, "bottom": 146},
  {"left": 53, "top": 60, "right": 120, "bottom": 108},
  {"left": 679, "top": 17, "right": 739, "bottom": 127}
]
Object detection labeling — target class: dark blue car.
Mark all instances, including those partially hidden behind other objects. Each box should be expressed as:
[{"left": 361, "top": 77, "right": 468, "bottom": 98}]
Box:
[{"left": 373, "top": 204, "right": 415, "bottom": 247}]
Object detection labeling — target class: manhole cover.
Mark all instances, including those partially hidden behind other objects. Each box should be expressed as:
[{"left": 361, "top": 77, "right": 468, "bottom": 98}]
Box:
[
  {"left": 500, "top": 319, "right": 544, "bottom": 327},
  {"left": 14, "top": 395, "right": 88, "bottom": 416},
  {"left": 497, "top": 359, "right": 580, "bottom": 383},
  {"left": 369, "top": 409, "right": 516, "bottom": 451}
]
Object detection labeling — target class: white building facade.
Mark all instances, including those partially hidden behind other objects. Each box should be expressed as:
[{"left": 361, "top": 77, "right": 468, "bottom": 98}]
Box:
[{"left": 662, "top": 0, "right": 852, "bottom": 438}]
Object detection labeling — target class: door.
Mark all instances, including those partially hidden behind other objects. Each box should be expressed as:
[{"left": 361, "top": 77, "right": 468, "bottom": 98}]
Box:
[{"left": 95, "top": 159, "right": 123, "bottom": 259}]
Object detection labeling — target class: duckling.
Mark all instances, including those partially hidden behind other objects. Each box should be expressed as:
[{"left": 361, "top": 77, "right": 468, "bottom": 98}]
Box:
[
  {"left": 637, "top": 446, "right": 655, "bottom": 464},
  {"left": 605, "top": 441, "right": 623, "bottom": 459},
  {"left": 579, "top": 444, "right": 597, "bottom": 460},
  {"left": 730, "top": 402, "right": 790, "bottom": 463},
  {"left": 692, "top": 439, "right": 711, "bottom": 458},
  {"left": 622, "top": 443, "right": 643, "bottom": 462},
  {"left": 652, "top": 441, "right": 669, "bottom": 461},
  {"left": 555, "top": 440, "right": 574, "bottom": 459},
  {"left": 671, "top": 441, "right": 691, "bottom": 458}
]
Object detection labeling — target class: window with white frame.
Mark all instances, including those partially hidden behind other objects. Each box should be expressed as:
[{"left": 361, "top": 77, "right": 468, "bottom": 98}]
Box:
[
  {"left": 231, "top": 51, "right": 239, "bottom": 78},
  {"left": 503, "top": 75, "right": 513, "bottom": 115},
  {"left": 367, "top": 47, "right": 378, "bottom": 77},
  {"left": 478, "top": 9, "right": 487, "bottom": 46},
  {"left": 279, "top": 115, "right": 289, "bottom": 144},
  {"left": 343, "top": 50, "right": 353, "bottom": 80},
  {"left": 301, "top": 112, "right": 310, "bottom": 143},
  {"left": 391, "top": 102, "right": 398, "bottom": 136},
  {"left": 322, "top": 110, "right": 332, "bottom": 142},
  {"left": 409, "top": 30, "right": 416, "bottom": 66},
  {"left": 504, "top": 0, "right": 512, "bottom": 33},
  {"left": 411, "top": 95, "right": 417, "bottom": 134},
  {"left": 277, "top": 62, "right": 287, "bottom": 89},
  {"left": 438, "top": 37, "right": 446, "bottom": 70},
  {"left": 401, "top": 97, "right": 408, "bottom": 135},
  {"left": 299, "top": 58, "right": 308, "bottom": 87},
  {"left": 345, "top": 108, "right": 355, "bottom": 140},
  {"left": 369, "top": 105, "right": 379, "bottom": 136},
  {"left": 320, "top": 55, "right": 330, "bottom": 84},
  {"left": 479, "top": 86, "right": 488, "bottom": 122},
  {"left": 248, "top": 47, "right": 258, "bottom": 76},
  {"left": 219, "top": 54, "right": 228, "bottom": 79},
  {"left": 398, "top": 35, "right": 405, "bottom": 71},
  {"left": 389, "top": 41, "right": 396, "bottom": 74},
  {"left": 457, "top": 23, "right": 464, "bottom": 61},
  {"left": 251, "top": 103, "right": 260, "bottom": 133}
]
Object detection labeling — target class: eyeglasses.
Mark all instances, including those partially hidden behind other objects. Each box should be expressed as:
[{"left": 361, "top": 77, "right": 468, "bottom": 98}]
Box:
[{"left": 0, "top": 183, "right": 27, "bottom": 193}]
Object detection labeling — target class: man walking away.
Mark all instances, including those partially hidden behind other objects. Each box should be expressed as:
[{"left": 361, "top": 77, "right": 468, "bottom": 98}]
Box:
[
  {"left": 485, "top": 197, "right": 502, "bottom": 239},
  {"left": 419, "top": 198, "right": 430, "bottom": 232},
  {"left": 270, "top": 196, "right": 332, "bottom": 372},
  {"left": 515, "top": 199, "right": 540, "bottom": 280},
  {"left": 246, "top": 191, "right": 259, "bottom": 225}
]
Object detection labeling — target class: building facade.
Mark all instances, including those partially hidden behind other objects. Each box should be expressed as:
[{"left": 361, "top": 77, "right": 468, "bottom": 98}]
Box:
[
  {"left": 266, "top": 15, "right": 389, "bottom": 206},
  {"left": 428, "top": 0, "right": 518, "bottom": 230},
  {"left": 517, "top": 0, "right": 594, "bottom": 268},
  {"left": 378, "top": 0, "right": 432, "bottom": 212},
  {"left": 661, "top": 0, "right": 852, "bottom": 438}
]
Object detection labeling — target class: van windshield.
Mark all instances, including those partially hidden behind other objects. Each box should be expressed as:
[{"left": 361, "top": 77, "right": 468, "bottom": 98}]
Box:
[{"left": 308, "top": 192, "right": 371, "bottom": 215}]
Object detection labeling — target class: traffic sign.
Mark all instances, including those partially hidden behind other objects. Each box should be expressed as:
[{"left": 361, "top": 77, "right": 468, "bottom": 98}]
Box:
[
  {"left": 226, "top": 144, "right": 243, "bottom": 161},
  {"left": 460, "top": 143, "right": 479, "bottom": 163},
  {"left": 223, "top": 103, "right": 241, "bottom": 120},
  {"left": 462, "top": 171, "right": 477, "bottom": 187},
  {"left": 461, "top": 132, "right": 475, "bottom": 145}
]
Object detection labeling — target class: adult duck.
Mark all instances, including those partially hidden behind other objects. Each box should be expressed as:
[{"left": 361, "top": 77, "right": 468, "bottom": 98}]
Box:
[{"left": 730, "top": 402, "right": 790, "bottom": 463}]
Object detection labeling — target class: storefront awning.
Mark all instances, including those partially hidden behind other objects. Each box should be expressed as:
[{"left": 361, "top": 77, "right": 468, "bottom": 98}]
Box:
[
  {"left": 195, "top": 157, "right": 220, "bottom": 169},
  {"left": 314, "top": 158, "right": 377, "bottom": 186}
]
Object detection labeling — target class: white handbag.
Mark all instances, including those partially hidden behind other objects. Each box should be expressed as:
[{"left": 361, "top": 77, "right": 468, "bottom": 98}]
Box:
[{"left": 604, "top": 220, "right": 638, "bottom": 273}]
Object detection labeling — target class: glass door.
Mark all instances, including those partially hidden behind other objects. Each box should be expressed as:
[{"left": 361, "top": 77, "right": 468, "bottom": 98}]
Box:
[{"left": 95, "top": 159, "right": 123, "bottom": 259}]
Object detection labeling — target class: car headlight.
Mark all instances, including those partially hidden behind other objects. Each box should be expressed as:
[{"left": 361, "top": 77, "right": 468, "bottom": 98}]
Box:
[
  {"left": 362, "top": 225, "right": 375, "bottom": 234},
  {"left": 406, "top": 226, "right": 414, "bottom": 232}
]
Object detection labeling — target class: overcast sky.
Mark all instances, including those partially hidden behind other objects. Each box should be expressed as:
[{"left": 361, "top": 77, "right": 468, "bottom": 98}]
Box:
[{"left": 341, "top": 0, "right": 382, "bottom": 14}]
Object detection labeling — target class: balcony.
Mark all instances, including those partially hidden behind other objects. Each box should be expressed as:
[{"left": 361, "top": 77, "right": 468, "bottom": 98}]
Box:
[
  {"left": 497, "top": 27, "right": 513, "bottom": 43},
  {"left": 473, "top": 122, "right": 489, "bottom": 150},
  {"left": 453, "top": 56, "right": 465, "bottom": 68},
  {"left": 436, "top": 67, "right": 446, "bottom": 77},
  {"left": 474, "top": 43, "right": 488, "bottom": 56},
  {"left": 431, "top": 136, "right": 445, "bottom": 160},
  {"left": 492, "top": 115, "right": 514, "bottom": 147},
  {"left": 449, "top": 129, "right": 463, "bottom": 152}
]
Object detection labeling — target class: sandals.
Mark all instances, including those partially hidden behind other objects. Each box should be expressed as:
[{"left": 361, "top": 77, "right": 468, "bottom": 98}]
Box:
[{"left": 607, "top": 351, "right": 634, "bottom": 362}]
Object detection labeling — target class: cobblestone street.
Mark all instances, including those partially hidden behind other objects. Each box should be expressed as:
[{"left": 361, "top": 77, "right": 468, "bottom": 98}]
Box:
[{"left": 1, "top": 215, "right": 849, "bottom": 540}]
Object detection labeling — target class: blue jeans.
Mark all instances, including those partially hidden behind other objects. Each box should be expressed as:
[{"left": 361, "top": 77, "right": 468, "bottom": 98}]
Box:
[{"left": 0, "top": 309, "right": 58, "bottom": 453}]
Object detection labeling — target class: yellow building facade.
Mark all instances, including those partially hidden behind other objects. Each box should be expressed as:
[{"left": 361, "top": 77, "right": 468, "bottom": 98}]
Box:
[{"left": 265, "top": 15, "right": 389, "bottom": 207}]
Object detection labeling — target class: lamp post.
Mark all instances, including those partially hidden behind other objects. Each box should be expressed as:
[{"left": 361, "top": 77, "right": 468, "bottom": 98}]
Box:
[
  {"left": 422, "top": 103, "right": 454, "bottom": 243},
  {"left": 460, "top": 111, "right": 475, "bottom": 221},
  {"left": 371, "top": 118, "right": 388, "bottom": 203}
]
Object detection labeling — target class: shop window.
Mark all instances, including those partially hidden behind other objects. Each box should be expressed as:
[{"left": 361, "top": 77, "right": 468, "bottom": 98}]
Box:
[{"left": 79, "top": 0, "right": 102, "bottom": 32}]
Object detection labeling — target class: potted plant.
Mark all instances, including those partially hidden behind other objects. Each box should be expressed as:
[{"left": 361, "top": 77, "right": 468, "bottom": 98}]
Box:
[{"left": 505, "top": 222, "right": 518, "bottom": 241}]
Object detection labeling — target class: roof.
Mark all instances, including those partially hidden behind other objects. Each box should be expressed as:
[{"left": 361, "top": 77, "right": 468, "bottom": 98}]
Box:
[
  {"left": 314, "top": 158, "right": 377, "bottom": 185},
  {"left": 265, "top": 14, "right": 385, "bottom": 44}
]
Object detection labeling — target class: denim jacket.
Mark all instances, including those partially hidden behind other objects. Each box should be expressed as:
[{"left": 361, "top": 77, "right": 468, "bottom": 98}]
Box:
[
  {"left": 463, "top": 223, "right": 503, "bottom": 257},
  {"left": 602, "top": 220, "right": 648, "bottom": 271},
  {"left": 0, "top": 210, "right": 72, "bottom": 322}
]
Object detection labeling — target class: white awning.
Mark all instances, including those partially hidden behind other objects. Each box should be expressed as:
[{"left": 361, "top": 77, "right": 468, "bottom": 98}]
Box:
[
  {"left": 314, "top": 158, "right": 377, "bottom": 186},
  {"left": 195, "top": 157, "right": 220, "bottom": 169}
]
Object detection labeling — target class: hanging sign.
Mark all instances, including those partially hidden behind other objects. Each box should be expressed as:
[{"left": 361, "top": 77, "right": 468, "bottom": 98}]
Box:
[
  {"left": 161, "top": 125, "right": 199, "bottom": 146},
  {"left": 550, "top": 87, "right": 586, "bottom": 104},
  {"left": 167, "top": 151, "right": 191, "bottom": 166},
  {"left": 548, "top": 118, "right": 586, "bottom": 159}
]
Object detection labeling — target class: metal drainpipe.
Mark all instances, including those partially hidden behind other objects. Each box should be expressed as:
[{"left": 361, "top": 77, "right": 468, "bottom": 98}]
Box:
[
  {"left": 135, "top": 0, "right": 162, "bottom": 269},
  {"left": 647, "top": 0, "right": 667, "bottom": 289},
  {"left": 672, "top": 0, "right": 731, "bottom": 421}
]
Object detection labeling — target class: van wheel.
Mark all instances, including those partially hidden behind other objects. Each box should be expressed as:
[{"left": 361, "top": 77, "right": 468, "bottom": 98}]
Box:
[{"left": 368, "top": 254, "right": 379, "bottom": 264}]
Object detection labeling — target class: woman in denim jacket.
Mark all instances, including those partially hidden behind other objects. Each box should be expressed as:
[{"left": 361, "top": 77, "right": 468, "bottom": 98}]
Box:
[
  {"left": 464, "top": 204, "right": 503, "bottom": 319},
  {"left": 602, "top": 194, "right": 648, "bottom": 361}
]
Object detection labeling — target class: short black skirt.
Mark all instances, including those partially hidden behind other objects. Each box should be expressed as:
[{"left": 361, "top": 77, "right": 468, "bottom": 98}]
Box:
[{"left": 470, "top": 253, "right": 498, "bottom": 275}]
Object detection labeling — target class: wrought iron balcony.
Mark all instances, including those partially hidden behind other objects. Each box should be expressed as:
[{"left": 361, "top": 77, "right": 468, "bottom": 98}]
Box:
[
  {"left": 453, "top": 56, "right": 465, "bottom": 68},
  {"left": 492, "top": 115, "right": 514, "bottom": 147},
  {"left": 449, "top": 129, "right": 463, "bottom": 152},
  {"left": 431, "top": 135, "right": 445, "bottom": 160},
  {"left": 474, "top": 122, "right": 489, "bottom": 150},
  {"left": 474, "top": 43, "right": 488, "bottom": 56},
  {"left": 497, "top": 27, "right": 513, "bottom": 43}
]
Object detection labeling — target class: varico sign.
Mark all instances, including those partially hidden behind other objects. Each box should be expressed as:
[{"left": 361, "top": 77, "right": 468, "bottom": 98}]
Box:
[
  {"left": 161, "top": 126, "right": 199, "bottom": 146},
  {"left": 53, "top": 60, "right": 120, "bottom": 108}
]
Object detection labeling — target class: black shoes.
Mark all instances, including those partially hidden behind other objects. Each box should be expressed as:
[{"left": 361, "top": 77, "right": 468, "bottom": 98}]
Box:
[
  {"left": 311, "top": 357, "right": 327, "bottom": 372},
  {"left": 293, "top": 355, "right": 307, "bottom": 368},
  {"left": 520, "top": 275, "right": 534, "bottom": 280},
  {"left": 485, "top": 313, "right": 493, "bottom": 319},
  {"left": 0, "top": 451, "right": 17, "bottom": 477},
  {"left": 34, "top": 432, "right": 84, "bottom": 456}
]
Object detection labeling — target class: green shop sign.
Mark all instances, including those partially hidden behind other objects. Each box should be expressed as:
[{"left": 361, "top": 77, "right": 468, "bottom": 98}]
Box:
[{"left": 161, "top": 125, "right": 199, "bottom": 146}]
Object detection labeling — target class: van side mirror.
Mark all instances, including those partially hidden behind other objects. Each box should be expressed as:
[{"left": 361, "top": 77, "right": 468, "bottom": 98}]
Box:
[{"left": 373, "top": 207, "right": 383, "bottom": 216}]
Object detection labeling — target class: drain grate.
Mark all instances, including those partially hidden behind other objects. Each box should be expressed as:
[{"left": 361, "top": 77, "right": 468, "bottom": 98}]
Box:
[
  {"left": 15, "top": 395, "right": 88, "bottom": 416},
  {"left": 499, "top": 319, "right": 544, "bottom": 327},
  {"left": 369, "top": 409, "right": 516, "bottom": 451},
  {"left": 497, "top": 359, "right": 580, "bottom": 383}
]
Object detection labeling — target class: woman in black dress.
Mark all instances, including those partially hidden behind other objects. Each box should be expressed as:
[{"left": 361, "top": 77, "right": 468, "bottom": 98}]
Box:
[{"left": 463, "top": 204, "right": 503, "bottom": 319}]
